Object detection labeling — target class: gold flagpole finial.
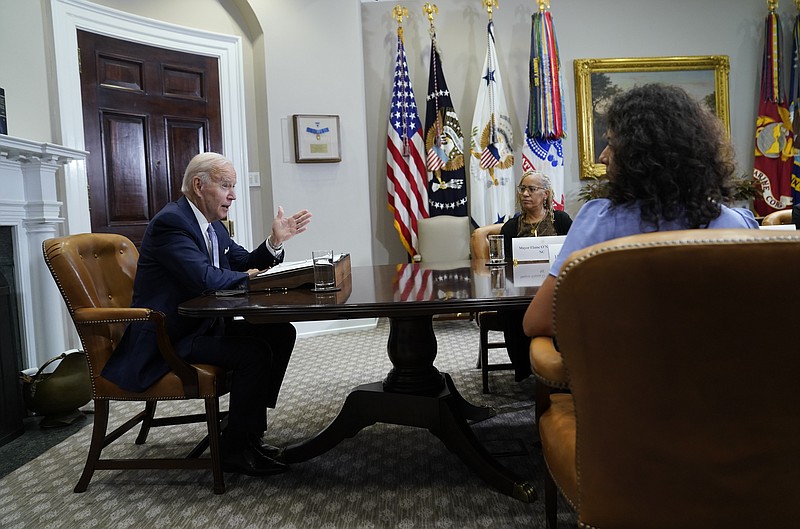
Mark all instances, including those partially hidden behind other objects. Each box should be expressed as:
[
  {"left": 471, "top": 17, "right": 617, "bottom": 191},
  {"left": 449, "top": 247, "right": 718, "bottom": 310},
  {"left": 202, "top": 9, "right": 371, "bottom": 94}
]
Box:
[
  {"left": 538, "top": 0, "right": 551, "bottom": 12},
  {"left": 423, "top": 3, "right": 438, "bottom": 26},
  {"left": 767, "top": 0, "right": 778, "bottom": 12},
  {"left": 393, "top": 5, "right": 409, "bottom": 26},
  {"left": 483, "top": 0, "right": 499, "bottom": 20},
  {"left": 393, "top": 4, "right": 409, "bottom": 38}
]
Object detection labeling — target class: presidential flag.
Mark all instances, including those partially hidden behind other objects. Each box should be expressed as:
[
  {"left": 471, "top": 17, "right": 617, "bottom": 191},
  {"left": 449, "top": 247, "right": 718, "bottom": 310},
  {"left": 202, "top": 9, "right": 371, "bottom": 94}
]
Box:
[
  {"left": 424, "top": 34, "right": 467, "bottom": 217},
  {"left": 387, "top": 30, "right": 429, "bottom": 257},
  {"left": 522, "top": 5, "right": 567, "bottom": 211},
  {"left": 754, "top": 9, "right": 794, "bottom": 215},
  {"left": 470, "top": 20, "right": 514, "bottom": 228}
]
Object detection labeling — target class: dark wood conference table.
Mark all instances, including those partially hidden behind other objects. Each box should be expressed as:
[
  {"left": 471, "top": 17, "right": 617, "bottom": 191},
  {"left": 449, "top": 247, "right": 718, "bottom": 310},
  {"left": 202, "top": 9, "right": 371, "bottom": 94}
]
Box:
[{"left": 179, "top": 259, "right": 546, "bottom": 502}]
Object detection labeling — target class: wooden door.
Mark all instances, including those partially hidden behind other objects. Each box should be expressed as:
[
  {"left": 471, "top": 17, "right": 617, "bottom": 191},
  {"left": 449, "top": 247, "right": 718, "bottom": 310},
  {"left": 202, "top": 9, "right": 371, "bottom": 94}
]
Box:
[{"left": 78, "top": 30, "right": 223, "bottom": 245}]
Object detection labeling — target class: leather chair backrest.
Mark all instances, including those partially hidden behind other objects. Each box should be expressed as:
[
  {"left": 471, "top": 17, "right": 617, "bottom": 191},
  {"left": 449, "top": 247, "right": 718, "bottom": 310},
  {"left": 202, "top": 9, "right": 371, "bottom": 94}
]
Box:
[
  {"left": 416, "top": 215, "right": 470, "bottom": 263},
  {"left": 469, "top": 223, "right": 502, "bottom": 260},
  {"left": 43, "top": 233, "right": 139, "bottom": 380},
  {"left": 553, "top": 229, "right": 800, "bottom": 528},
  {"left": 761, "top": 208, "right": 793, "bottom": 225}
]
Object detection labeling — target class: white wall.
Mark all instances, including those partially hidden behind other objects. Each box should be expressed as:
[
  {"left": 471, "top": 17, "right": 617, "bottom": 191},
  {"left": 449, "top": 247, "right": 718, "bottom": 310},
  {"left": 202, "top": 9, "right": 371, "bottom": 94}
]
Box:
[
  {"left": 252, "top": 0, "right": 374, "bottom": 266},
  {"left": 0, "top": 0, "right": 52, "bottom": 142},
  {"left": 361, "top": 0, "right": 789, "bottom": 264}
]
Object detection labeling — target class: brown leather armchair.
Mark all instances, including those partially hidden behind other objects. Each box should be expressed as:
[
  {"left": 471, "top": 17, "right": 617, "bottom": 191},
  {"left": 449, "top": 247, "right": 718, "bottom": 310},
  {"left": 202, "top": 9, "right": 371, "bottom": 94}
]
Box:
[
  {"left": 469, "top": 223, "right": 513, "bottom": 393},
  {"left": 538, "top": 229, "right": 800, "bottom": 528},
  {"left": 761, "top": 208, "right": 792, "bottom": 226},
  {"left": 43, "top": 233, "right": 231, "bottom": 494}
]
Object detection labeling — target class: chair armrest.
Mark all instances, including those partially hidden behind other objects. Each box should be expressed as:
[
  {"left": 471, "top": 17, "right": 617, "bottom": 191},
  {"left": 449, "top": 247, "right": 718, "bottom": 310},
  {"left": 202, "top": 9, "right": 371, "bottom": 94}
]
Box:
[
  {"left": 530, "top": 336, "right": 569, "bottom": 388},
  {"left": 73, "top": 307, "right": 153, "bottom": 323},
  {"left": 72, "top": 307, "right": 200, "bottom": 398},
  {"left": 530, "top": 336, "right": 569, "bottom": 423}
]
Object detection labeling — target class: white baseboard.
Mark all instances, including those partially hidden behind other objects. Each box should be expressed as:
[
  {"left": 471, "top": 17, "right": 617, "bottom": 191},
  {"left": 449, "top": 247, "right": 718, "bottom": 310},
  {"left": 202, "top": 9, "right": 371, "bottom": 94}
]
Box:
[{"left": 294, "top": 318, "right": 379, "bottom": 338}]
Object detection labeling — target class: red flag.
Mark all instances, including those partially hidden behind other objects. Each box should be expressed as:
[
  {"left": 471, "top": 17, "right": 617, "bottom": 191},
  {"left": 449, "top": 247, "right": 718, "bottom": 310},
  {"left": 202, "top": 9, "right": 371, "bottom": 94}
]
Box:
[
  {"left": 754, "top": 10, "right": 794, "bottom": 215},
  {"left": 387, "top": 31, "right": 428, "bottom": 257}
]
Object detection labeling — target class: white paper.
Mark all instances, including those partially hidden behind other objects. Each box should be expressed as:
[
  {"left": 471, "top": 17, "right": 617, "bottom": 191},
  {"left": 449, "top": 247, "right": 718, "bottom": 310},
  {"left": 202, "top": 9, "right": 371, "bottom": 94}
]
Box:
[{"left": 255, "top": 254, "right": 347, "bottom": 277}]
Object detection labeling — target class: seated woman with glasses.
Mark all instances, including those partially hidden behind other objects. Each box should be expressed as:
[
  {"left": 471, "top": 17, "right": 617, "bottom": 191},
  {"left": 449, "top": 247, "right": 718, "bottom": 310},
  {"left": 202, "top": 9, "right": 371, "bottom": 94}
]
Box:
[{"left": 499, "top": 170, "right": 573, "bottom": 382}]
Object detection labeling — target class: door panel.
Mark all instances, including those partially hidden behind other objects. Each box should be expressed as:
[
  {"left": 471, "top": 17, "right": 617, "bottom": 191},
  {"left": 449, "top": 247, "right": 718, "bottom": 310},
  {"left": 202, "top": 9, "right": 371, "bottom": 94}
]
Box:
[
  {"left": 101, "top": 112, "right": 149, "bottom": 222},
  {"left": 79, "top": 30, "right": 222, "bottom": 245}
]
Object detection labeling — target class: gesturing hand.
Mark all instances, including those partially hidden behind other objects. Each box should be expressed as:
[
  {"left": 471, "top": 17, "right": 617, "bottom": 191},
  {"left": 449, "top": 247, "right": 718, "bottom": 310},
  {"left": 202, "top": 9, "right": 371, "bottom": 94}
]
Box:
[{"left": 270, "top": 206, "right": 312, "bottom": 246}]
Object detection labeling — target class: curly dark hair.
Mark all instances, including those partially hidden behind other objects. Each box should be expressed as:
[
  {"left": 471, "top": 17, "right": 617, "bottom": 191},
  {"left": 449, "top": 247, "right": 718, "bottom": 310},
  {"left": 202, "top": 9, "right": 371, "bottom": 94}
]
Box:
[{"left": 604, "top": 83, "right": 735, "bottom": 229}]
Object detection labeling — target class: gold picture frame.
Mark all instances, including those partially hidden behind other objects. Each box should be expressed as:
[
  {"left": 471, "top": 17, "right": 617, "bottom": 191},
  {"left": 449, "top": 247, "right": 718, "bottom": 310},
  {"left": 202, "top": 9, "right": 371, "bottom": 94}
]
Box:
[{"left": 574, "top": 55, "right": 730, "bottom": 178}]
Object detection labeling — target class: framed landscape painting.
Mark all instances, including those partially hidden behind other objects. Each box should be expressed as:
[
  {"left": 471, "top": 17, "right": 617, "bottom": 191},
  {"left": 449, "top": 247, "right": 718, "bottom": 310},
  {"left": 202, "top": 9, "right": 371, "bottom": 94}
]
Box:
[{"left": 573, "top": 55, "right": 730, "bottom": 178}]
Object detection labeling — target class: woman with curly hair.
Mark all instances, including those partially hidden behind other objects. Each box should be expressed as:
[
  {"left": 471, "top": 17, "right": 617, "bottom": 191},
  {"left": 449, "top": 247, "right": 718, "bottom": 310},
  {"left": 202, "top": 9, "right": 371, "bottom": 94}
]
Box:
[{"left": 523, "top": 83, "right": 758, "bottom": 338}]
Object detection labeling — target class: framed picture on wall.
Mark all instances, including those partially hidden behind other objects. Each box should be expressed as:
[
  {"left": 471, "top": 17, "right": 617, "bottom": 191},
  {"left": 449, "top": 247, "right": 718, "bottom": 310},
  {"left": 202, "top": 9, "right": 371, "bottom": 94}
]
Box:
[
  {"left": 292, "top": 114, "right": 341, "bottom": 163},
  {"left": 573, "top": 55, "right": 730, "bottom": 178}
]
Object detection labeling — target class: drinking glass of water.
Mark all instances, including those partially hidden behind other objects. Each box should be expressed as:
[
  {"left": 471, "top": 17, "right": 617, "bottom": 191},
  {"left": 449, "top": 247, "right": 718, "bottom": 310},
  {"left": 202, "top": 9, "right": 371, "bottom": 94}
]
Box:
[{"left": 312, "top": 249, "right": 336, "bottom": 290}]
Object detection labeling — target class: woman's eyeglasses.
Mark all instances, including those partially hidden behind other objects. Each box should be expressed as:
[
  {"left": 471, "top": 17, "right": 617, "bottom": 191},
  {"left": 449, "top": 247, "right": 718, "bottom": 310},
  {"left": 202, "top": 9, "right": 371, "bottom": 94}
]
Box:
[{"left": 517, "top": 185, "right": 545, "bottom": 195}]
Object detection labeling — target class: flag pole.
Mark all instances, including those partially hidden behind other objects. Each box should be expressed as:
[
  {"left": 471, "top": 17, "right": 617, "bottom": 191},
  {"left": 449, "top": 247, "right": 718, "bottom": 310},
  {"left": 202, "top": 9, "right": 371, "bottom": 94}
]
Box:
[
  {"left": 393, "top": 5, "right": 410, "bottom": 157},
  {"left": 423, "top": 3, "right": 444, "bottom": 185},
  {"left": 423, "top": 2, "right": 438, "bottom": 26},
  {"left": 483, "top": 0, "right": 498, "bottom": 20}
]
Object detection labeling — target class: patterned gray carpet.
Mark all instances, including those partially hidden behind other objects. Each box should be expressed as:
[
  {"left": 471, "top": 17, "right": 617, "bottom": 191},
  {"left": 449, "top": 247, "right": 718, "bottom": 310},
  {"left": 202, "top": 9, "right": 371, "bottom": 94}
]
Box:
[{"left": 0, "top": 318, "right": 578, "bottom": 528}]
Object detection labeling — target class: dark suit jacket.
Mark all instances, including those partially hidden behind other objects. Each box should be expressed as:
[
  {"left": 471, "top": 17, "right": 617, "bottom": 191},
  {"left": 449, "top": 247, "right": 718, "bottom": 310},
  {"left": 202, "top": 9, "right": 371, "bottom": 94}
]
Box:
[{"left": 102, "top": 196, "right": 283, "bottom": 392}]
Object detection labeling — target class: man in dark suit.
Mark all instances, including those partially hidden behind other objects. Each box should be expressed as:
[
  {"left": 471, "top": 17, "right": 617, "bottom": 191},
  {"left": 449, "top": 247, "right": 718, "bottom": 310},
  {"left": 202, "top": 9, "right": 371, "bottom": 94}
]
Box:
[{"left": 103, "top": 152, "right": 312, "bottom": 477}]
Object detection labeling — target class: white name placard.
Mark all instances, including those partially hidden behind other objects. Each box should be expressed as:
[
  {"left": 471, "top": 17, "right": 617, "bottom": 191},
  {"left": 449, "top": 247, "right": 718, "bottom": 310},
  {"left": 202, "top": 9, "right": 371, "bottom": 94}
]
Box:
[{"left": 512, "top": 235, "right": 567, "bottom": 264}]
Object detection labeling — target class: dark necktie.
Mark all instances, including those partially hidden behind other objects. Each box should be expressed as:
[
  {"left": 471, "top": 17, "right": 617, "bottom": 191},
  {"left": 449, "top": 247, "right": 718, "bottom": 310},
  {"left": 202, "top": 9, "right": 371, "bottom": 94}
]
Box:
[{"left": 206, "top": 224, "right": 219, "bottom": 268}]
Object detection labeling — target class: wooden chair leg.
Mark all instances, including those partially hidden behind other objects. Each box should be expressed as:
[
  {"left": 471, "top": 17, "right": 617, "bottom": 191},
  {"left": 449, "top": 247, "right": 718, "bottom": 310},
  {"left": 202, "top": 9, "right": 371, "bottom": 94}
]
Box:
[
  {"left": 135, "top": 401, "right": 157, "bottom": 444},
  {"left": 204, "top": 397, "right": 225, "bottom": 494},
  {"left": 74, "top": 399, "right": 109, "bottom": 493},
  {"left": 480, "top": 324, "right": 490, "bottom": 394},
  {"left": 545, "top": 465, "right": 558, "bottom": 529}
]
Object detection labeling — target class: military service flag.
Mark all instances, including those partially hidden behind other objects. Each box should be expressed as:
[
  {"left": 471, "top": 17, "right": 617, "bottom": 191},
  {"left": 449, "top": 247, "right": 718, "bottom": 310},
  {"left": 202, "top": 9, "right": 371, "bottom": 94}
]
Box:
[
  {"left": 754, "top": 8, "right": 794, "bottom": 215},
  {"left": 522, "top": 4, "right": 566, "bottom": 211}
]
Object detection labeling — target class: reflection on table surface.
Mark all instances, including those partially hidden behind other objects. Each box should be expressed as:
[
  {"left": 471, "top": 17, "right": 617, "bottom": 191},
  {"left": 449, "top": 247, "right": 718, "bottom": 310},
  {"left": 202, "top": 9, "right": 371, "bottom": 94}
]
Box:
[{"left": 179, "top": 260, "right": 541, "bottom": 322}]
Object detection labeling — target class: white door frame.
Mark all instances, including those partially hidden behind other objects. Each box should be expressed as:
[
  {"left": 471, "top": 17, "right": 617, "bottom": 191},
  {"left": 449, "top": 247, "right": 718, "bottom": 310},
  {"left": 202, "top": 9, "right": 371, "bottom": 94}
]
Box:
[{"left": 48, "top": 0, "right": 253, "bottom": 248}]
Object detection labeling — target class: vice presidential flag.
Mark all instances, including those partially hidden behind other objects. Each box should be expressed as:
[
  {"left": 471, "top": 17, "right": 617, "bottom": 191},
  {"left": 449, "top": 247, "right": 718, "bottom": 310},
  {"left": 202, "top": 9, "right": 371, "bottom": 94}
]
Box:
[
  {"left": 470, "top": 20, "right": 514, "bottom": 228},
  {"left": 522, "top": 6, "right": 567, "bottom": 211},
  {"left": 387, "top": 31, "right": 429, "bottom": 257},
  {"left": 424, "top": 35, "right": 467, "bottom": 217},
  {"left": 754, "top": 9, "right": 794, "bottom": 215}
]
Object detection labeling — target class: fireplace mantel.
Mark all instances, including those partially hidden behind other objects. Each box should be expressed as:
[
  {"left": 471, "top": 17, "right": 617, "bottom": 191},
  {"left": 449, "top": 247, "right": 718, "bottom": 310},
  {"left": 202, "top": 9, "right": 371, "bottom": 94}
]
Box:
[{"left": 0, "top": 135, "right": 88, "bottom": 369}]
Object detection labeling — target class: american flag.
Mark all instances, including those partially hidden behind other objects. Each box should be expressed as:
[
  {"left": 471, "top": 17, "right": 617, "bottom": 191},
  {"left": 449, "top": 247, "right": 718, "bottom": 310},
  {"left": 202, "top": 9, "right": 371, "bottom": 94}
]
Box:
[{"left": 387, "top": 32, "right": 429, "bottom": 257}]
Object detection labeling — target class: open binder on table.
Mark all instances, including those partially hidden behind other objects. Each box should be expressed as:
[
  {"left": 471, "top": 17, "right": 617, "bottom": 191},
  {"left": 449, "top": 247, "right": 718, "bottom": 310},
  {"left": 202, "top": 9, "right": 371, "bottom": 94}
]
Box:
[{"left": 248, "top": 253, "right": 351, "bottom": 291}]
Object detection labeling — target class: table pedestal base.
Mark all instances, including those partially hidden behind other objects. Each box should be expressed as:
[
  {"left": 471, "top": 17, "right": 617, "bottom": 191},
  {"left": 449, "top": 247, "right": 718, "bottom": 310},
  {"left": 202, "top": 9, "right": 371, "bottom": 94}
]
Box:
[{"left": 280, "top": 373, "right": 536, "bottom": 503}]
